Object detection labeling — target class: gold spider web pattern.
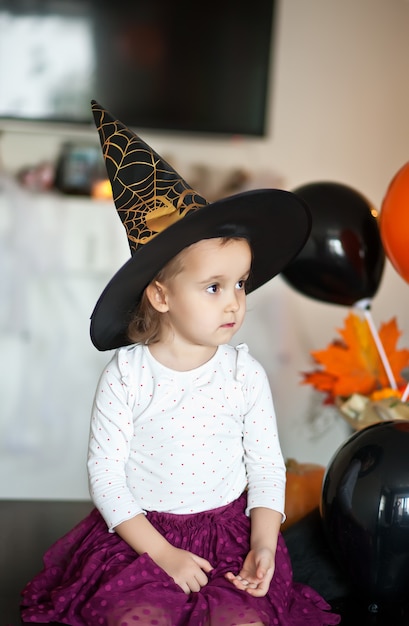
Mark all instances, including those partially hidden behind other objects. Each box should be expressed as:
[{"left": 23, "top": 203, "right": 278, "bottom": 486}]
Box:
[{"left": 93, "top": 102, "right": 208, "bottom": 253}]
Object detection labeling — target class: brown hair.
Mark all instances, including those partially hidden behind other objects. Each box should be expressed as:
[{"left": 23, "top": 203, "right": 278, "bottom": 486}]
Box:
[
  {"left": 127, "top": 237, "right": 251, "bottom": 345},
  {"left": 127, "top": 251, "right": 184, "bottom": 345}
]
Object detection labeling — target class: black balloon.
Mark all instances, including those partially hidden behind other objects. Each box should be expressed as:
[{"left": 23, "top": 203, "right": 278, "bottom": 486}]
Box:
[
  {"left": 321, "top": 421, "right": 409, "bottom": 610},
  {"left": 281, "top": 181, "right": 385, "bottom": 306}
]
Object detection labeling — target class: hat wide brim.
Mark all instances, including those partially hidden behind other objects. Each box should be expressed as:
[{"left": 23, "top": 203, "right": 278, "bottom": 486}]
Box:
[{"left": 90, "top": 188, "right": 311, "bottom": 350}]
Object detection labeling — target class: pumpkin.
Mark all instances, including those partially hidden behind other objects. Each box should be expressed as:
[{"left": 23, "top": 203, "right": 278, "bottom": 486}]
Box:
[{"left": 282, "top": 458, "right": 326, "bottom": 530}]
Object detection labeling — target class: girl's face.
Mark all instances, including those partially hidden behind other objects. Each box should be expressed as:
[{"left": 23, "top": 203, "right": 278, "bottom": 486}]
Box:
[{"left": 153, "top": 237, "right": 251, "bottom": 349}]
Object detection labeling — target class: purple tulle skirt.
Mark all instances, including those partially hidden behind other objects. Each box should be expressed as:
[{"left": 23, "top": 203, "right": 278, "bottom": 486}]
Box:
[{"left": 21, "top": 493, "right": 340, "bottom": 625}]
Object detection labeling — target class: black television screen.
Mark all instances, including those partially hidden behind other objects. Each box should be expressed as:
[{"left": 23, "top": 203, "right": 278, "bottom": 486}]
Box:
[{"left": 0, "top": 0, "right": 276, "bottom": 136}]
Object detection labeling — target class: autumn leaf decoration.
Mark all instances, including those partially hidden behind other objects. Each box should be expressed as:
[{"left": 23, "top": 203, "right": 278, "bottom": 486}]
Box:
[{"left": 302, "top": 312, "right": 409, "bottom": 404}]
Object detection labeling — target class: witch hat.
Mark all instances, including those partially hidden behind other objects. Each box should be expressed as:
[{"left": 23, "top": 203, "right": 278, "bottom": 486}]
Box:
[{"left": 90, "top": 100, "right": 311, "bottom": 351}]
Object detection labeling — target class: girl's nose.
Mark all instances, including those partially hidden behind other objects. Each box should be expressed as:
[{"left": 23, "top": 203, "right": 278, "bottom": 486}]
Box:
[{"left": 226, "top": 292, "right": 240, "bottom": 311}]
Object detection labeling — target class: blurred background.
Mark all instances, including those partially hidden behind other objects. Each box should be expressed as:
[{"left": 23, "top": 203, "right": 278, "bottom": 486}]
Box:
[{"left": 1, "top": 0, "right": 409, "bottom": 500}]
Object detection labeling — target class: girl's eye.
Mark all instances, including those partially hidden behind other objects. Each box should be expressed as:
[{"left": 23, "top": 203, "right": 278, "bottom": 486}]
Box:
[
  {"left": 236, "top": 279, "right": 246, "bottom": 290},
  {"left": 206, "top": 284, "right": 219, "bottom": 294}
]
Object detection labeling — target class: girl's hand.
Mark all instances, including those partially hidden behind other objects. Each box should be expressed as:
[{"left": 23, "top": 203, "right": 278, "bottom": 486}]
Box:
[
  {"left": 156, "top": 546, "right": 213, "bottom": 594},
  {"left": 225, "top": 547, "right": 275, "bottom": 597},
  {"left": 114, "top": 514, "right": 213, "bottom": 594}
]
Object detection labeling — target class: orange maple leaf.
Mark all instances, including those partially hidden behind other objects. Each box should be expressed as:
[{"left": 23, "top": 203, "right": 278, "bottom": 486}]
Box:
[{"left": 301, "top": 313, "right": 409, "bottom": 402}]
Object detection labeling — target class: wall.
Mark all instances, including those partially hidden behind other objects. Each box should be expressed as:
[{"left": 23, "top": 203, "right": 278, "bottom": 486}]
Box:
[{"left": 1, "top": 0, "right": 409, "bottom": 499}]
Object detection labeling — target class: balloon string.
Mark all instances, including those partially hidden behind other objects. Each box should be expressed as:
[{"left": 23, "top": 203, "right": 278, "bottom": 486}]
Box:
[
  {"left": 402, "top": 383, "right": 409, "bottom": 403},
  {"left": 363, "top": 309, "right": 397, "bottom": 390},
  {"left": 354, "top": 300, "right": 398, "bottom": 390}
]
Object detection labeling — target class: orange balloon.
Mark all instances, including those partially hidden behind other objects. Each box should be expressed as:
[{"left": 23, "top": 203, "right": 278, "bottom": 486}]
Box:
[{"left": 380, "top": 161, "right": 409, "bottom": 283}]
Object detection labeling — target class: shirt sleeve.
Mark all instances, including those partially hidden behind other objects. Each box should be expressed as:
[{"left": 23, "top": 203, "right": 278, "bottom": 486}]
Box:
[
  {"left": 236, "top": 345, "right": 286, "bottom": 520},
  {"left": 87, "top": 347, "right": 144, "bottom": 531}
]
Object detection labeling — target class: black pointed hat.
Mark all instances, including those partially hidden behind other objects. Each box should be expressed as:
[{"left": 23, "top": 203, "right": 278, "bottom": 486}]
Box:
[{"left": 90, "top": 100, "right": 311, "bottom": 351}]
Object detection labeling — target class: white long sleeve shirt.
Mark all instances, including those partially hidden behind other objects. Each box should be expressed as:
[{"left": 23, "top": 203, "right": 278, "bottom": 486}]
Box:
[{"left": 87, "top": 342, "right": 286, "bottom": 531}]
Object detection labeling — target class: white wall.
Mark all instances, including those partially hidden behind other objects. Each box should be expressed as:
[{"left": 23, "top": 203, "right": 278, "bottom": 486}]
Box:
[{"left": 2, "top": 0, "right": 409, "bottom": 499}]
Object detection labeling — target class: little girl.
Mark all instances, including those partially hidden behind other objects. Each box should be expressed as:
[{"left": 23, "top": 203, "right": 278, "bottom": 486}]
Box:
[{"left": 20, "top": 101, "right": 340, "bottom": 626}]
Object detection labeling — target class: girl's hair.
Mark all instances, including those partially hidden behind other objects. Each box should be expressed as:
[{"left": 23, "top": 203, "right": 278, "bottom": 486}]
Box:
[
  {"left": 127, "top": 248, "right": 185, "bottom": 345},
  {"left": 127, "top": 236, "right": 250, "bottom": 345}
]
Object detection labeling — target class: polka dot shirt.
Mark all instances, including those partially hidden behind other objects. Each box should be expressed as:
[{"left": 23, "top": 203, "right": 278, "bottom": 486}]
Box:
[{"left": 87, "top": 343, "right": 286, "bottom": 532}]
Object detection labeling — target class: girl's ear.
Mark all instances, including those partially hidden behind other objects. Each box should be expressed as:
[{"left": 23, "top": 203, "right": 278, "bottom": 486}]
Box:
[{"left": 145, "top": 281, "right": 169, "bottom": 312}]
